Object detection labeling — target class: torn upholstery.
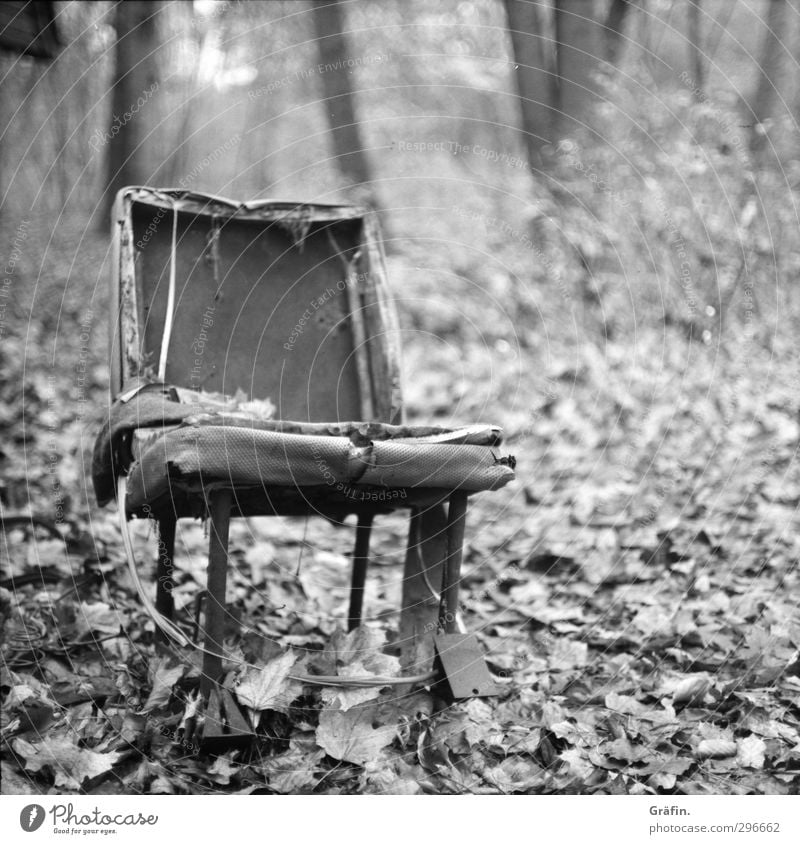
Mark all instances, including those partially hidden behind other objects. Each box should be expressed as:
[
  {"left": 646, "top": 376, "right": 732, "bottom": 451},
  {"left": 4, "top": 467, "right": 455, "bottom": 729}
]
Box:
[{"left": 92, "top": 384, "right": 514, "bottom": 511}]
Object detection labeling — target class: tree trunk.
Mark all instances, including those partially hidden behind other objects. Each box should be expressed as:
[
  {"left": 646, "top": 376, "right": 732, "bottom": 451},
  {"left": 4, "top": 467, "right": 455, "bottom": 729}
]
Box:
[
  {"left": 311, "top": 0, "right": 373, "bottom": 200},
  {"left": 687, "top": 0, "right": 704, "bottom": 101},
  {"left": 102, "top": 1, "right": 161, "bottom": 223},
  {"left": 554, "top": 0, "right": 603, "bottom": 136},
  {"left": 504, "top": 0, "right": 556, "bottom": 166},
  {"left": 752, "top": 0, "right": 789, "bottom": 128},
  {"left": 605, "top": 0, "right": 634, "bottom": 64}
]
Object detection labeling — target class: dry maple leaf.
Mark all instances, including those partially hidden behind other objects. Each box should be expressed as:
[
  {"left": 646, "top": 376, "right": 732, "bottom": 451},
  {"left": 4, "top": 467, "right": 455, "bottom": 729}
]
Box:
[
  {"left": 736, "top": 735, "right": 767, "bottom": 769},
  {"left": 12, "top": 736, "right": 121, "bottom": 790},
  {"left": 259, "top": 746, "right": 324, "bottom": 794},
  {"left": 235, "top": 650, "right": 301, "bottom": 723},
  {"left": 316, "top": 703, "right": 395, "bottom": 765},
  {"left": 207, "top": 754, "right": 238, "bottom": 786},
  {"left": 141, "top": 657, "right": 184, "bottom": 713}
]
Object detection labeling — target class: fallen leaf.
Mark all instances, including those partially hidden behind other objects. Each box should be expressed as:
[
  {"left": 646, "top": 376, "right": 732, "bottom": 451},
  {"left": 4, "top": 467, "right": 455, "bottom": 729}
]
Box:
[
  {"left": 207, "top": 754, "right": 238, "bottom": 786},
  {"left": 636, "top": 757, "right": 693, "bottom": 777},
  {"left": 695, "top": 740, "right": 737, "bottom": 760},
  {"left": 559, "top": 747, "right": 595, "bottom": 780},
  {"left": 12, "top": 736, "right": 121, "bottom": 789},
  {"left": 697, "top": 722, "right": 733, "bottom": 742},
  {"left": 319, "top": 628, "right": 401, "bottom": 711},
  {"left": 319, "top": 662, "right": 397, "bottom": 712},
  {"left": 736, "top": 735, "right": 766, "bottom": 769},
  {"left": 149, "top": 775, "right": 176, "bottom": 794},
  {"left": 362, "top": 754, "right": 422, "bottom": 794},
  {"left": 0, "top": 760, "right": 36, "bottom": 794},
  {"left": 316, "top": 703, "right": 395, "bottom": 765},
  {"left": 540, "top": 700, "right": 568, "bottom": 728},
  {"left": 648, "top": 771, "right": 677, "bottom": 790},
  {"left": 243, "top": 541, "right": 277, "bottom": 586},
  {"left": 319, "top": 627, "right": 397, "bottom": 675},
  {"left": 604, "top": 692, "right": 646, "bottom": 716},
  {"left": 5, "top": 685, "right": 37, "bottom": 708},
  {"left": 603, "top": 737, "right": 652, "bottom": 764},
  {"left": 463, "top": 698, "right": 500, "bottom": 746},
  {"left": 632, "top": 605, "right": 673, "bottom": 637},
  {"left": 485, "top": 756, "right": 545, "bottom": 792},
  {"left": 548, "top": 638, "right": 588, "bottom": 670},
  {"left": 141, "top": 658, "right": 184, "bottom": 713},
  {"left": 298, "top": 552, "right": 349, "bottom": 616},
  {"left": 672, "top": 674, "right": 710, "bottom": 708},
  {"left": 75, "top": 602, "right": 123, "bottom": 637},
  {"left": 178, "top": 690, "right": 202, "bottom": 733},
  {"left": 261, "top": 746, "right": 324, "bottom": 794},
  {"left": 235, "top": 650, "right": 301, "bottom": 719},
  {"left": 428, "top": 709, "right": 472, "bottom": 756},
  {"left": 418, "top": 727, "right": 453, "bottom": 772}
]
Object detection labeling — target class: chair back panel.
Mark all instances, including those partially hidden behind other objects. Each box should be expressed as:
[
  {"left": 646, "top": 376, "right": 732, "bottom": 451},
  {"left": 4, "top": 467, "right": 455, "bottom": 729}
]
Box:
[{"left": 111, "top": 189, "right": 402, "bottom": 423}]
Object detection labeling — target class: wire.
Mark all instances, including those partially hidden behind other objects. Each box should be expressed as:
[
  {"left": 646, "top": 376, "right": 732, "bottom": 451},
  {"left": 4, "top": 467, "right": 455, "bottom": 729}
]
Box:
[{"left": 289, "top": 670, "right": 438, "bottom": 688}]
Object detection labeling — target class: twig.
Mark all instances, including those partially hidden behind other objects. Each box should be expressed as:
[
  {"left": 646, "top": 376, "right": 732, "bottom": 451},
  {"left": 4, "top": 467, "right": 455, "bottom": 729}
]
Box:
[{"left": 0, "top": 515, "right": 64, "bottom": 539}]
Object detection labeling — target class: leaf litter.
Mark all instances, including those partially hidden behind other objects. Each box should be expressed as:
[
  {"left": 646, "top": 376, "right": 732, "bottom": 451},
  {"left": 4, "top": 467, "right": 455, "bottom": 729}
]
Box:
[{"left": 3, "top": 307, "right": 800, "bottom": 794}]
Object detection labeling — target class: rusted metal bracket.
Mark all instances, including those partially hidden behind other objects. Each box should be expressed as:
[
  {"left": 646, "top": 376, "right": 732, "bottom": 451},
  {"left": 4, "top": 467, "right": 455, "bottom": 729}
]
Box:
[
  {"left": 432, "top": 633, "right": 498, "bottom": 701},
  {"left": 199, "top": 686, "right": 254, "bottom": 755},
  {"left": 429, "top": 491, "right": 498, "bottom": 700}
]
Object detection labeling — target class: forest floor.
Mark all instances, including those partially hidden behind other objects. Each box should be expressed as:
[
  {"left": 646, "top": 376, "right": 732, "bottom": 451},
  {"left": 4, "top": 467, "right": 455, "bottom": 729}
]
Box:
[{"left": 2, "top": 217, "right": 800, "bottom": 796}]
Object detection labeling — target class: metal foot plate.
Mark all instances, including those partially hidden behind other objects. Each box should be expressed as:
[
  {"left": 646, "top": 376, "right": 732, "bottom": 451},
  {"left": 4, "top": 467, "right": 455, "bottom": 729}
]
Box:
[
  {"left": 432, "top": 633, "right": 499, "bottom": 701},
  {"left": 200, "top": 687, "right": 254, "bottom": 755}
]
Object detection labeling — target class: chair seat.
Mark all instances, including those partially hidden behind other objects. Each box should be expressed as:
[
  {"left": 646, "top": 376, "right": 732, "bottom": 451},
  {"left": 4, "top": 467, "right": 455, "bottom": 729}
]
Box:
[{"left": 92, "top": 383, "right": 515, "bottom": 516}]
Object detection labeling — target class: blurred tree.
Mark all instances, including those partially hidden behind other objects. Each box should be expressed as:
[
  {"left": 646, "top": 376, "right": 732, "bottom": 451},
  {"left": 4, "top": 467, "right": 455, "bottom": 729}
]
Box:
[
  {"left": 165, "top": 3, "right": 230, "bottom": 187},
  {"left": 554, "top": 0, "right": 603, "bottom": 136},
  {"left": 0, "top": 0, "right": 61, "bottom": 58},
  {"left": 687, "top": 0, "right": 704, "bottom": 101},
  {"left": 311, "top": 0, "right": 373, "bottom": 201},
  {"left": 604, "top": 0, "right": 634, "bottom": 64},
  {"left": 751, "top": 0, "right": 789, "bottom": 147},
  {"left": 504, "top": 0, "right": 556, "bottom": 163},
  {"left": 505, "top": 0, "right": 607, "bottom": 167},
  {"left": 103, "top": 0, "right": 162, "bottom": 222},
  {"left": 0, "top": 0, "right": 60, "bottom": 221}
]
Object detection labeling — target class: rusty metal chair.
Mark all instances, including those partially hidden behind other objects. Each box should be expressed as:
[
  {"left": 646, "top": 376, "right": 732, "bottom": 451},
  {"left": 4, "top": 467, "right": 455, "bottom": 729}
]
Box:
[{"left": 92, "top": 187, "right": 514, "bottom": 707}]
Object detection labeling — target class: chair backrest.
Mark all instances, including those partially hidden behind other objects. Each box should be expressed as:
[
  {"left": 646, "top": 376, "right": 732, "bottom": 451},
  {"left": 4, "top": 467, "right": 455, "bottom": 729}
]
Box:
[{"left": 109, "top": 188, "right": 402, "bottom": 423}]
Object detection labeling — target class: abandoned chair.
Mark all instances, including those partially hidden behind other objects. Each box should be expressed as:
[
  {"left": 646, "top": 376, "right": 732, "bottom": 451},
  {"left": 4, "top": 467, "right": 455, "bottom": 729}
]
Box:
[{"left": 92, "top": 187, "right": 515, "bottom": 710}]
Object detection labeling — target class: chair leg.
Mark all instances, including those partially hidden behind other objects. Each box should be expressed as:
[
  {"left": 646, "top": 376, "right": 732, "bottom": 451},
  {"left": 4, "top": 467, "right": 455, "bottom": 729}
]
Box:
[
  {"left": 348, "top": 513, "right": 373, "bottom": 631},
  {"left": 202, "top": 489, "right": 232, "bottom": 699},
  {"left": 154, "top": 517, "right": 176, "bottom": 634},
  {"left": 399, "top": 502, "right": 447, "bottom": 672},
  {"left": 438, "top": 492, "right": 468, "bottom": 633}
]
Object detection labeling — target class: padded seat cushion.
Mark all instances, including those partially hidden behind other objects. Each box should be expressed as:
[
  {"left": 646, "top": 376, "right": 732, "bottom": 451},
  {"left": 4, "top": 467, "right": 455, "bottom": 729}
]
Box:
[{"left": 92, "top": 383, "right": 514, "bottom": 509}]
